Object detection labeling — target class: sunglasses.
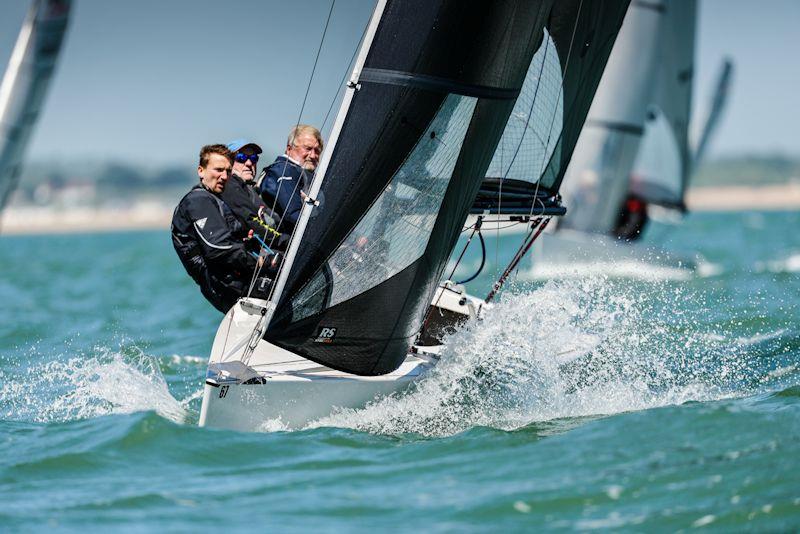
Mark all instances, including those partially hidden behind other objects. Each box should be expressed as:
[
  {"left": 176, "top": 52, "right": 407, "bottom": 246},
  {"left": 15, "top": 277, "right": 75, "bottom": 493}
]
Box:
[{"left": 234, "top": 152, "right": 259, "bottom": 163}]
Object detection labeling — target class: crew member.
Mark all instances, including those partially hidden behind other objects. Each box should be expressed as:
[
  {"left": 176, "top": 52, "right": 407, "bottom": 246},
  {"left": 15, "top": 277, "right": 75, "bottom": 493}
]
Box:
[
  {"left": 613, "top": 194, "right": 649, "bottom": 241},
  {"left": 260, "top": 124, "right": 323, "bottom": 233},
  {"left": 222, "top": 139, "right": 284, "bottom": 249},
  {"left": 171, "top": 144, "right": 277, "bottom": 313}
]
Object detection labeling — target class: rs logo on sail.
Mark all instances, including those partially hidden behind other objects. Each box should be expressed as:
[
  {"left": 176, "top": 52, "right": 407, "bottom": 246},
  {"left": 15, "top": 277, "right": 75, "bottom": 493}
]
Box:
[{"left": 314, "top": 327, "right": 337, "bottom": 343}]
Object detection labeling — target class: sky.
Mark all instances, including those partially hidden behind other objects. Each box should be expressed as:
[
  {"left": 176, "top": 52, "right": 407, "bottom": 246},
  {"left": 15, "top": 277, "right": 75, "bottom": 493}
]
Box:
[{"left": 1, "top": 0, "right": 799, "bottom": 169}]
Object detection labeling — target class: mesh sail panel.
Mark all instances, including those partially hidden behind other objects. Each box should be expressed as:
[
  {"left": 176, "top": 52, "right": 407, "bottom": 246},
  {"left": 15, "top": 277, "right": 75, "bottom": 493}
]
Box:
[
  {"left": 535, "top": 0, "right": 631, "bottom": 195},
  {"left": 486, "top": 30, "right": 563, "bottom": 183},
  {"left": 290, "top": 95, "right": 477, "bottom": 320}
]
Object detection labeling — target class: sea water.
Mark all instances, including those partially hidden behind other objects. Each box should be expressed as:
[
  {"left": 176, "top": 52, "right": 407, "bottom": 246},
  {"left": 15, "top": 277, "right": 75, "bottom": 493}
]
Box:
[{"left": 0, "top": 210, "right": 798, "bottom": 531}]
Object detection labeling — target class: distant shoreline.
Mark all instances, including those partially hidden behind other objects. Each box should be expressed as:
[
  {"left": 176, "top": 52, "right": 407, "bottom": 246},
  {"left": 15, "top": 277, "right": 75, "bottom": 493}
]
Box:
[
  {"left": 2, "top": 184, "right": 799, "bottom": 236},
  {"left": 1, "top": 203, "right": 172, "bottom": 236},
  {"left": 685, "top": 183, "right": 800, "bottom": 212}
]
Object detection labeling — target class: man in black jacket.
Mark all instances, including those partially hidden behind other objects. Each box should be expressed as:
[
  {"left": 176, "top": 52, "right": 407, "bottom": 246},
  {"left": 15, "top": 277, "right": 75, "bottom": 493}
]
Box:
[{"left": 171, "top": 144, "right": 277, "bottom": 313}]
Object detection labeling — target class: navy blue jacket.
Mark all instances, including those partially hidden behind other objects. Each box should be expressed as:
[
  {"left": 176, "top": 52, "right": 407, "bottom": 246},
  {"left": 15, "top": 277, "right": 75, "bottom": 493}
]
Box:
[{"left": 259, "top": 155, "right": 311, "bottom": 232}]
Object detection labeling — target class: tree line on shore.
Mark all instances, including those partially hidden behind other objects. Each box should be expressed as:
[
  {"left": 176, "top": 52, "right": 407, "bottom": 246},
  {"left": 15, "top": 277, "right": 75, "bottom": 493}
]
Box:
[{"left": 10, "top": 153, "right": 800, "bottom": 207}]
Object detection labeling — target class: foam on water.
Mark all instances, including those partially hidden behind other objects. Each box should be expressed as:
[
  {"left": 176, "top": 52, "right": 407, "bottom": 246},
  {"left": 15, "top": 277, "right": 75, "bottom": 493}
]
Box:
[
  {"left": 528, "top": 260, "right": 693, "bottom": 282},
  {"left": 314, "top": 276, "right": 763, "bottom": 437},
  {"left": 0, "top": 346, "right": 188, "bottom": 424},
  {"left": 755, "top": 253, "right": 800, "bottom": 274}
]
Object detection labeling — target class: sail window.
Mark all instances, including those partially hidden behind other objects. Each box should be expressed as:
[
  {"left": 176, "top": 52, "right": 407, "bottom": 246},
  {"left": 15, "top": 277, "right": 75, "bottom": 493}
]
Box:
[
  {"left": 486, "top": 29, "right": 564, "bottom": 184},
  {"left": 629, "top": 106, "right": 683, "bottom": 206},
  {"left": 289, "top": 94, "right": 478, "bottom": 319}
]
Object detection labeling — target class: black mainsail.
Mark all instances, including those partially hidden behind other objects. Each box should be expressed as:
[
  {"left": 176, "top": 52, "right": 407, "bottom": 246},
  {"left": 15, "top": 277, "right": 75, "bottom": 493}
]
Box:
[
  {"left": 0, "top": 0, "right": 71, "bottom": 212},
  {"left": 262, "top": 0, "right": 629, "bottom": 376}
]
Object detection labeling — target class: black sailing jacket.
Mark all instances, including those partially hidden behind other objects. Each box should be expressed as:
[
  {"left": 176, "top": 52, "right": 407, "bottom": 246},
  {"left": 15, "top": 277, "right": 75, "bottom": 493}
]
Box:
[
  {"left": 171, "top": 183, "right": 257, "bottom": 313},
  {"left": 220, "top": 172, "right": 265, "bottom": 236}
]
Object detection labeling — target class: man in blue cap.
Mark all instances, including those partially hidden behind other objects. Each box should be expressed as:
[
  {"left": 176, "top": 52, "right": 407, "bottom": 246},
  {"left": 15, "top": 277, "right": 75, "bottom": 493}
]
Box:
[{"left": 221, "top": 139, "right": 269, "bottom": 237}]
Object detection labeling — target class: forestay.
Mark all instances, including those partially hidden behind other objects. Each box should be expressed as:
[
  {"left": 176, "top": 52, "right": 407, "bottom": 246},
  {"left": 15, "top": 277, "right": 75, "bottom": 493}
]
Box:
[
  {"left": 0, "top": 0, "right": 71, "bottom": 211},
  {"left": 264, "top": 0, "right": 629, "bottom": 376}
]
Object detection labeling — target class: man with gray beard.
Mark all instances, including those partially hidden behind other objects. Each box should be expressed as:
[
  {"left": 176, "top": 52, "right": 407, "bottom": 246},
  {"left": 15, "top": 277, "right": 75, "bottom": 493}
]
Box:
[{"left": 259, "top": 124, "right": 323, "bottom": 234}]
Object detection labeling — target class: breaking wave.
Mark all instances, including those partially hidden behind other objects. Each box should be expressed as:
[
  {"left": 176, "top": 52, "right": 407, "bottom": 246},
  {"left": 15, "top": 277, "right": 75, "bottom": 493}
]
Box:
[
  {"left": 528, "top": 260, "right": 693, "bottom": 282},
  {"left": 0, "top": 346, "right": 193, "bottom": 424},
  {"left": 314, "top": 276, "right": 784, "bottom": 437}
]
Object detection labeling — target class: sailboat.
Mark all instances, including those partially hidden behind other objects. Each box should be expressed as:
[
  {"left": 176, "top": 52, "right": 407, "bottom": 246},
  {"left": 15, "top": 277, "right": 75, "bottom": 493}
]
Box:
[
  {"left": 0, "top": 0, "right": 71, "bottom": 213},
  {"left": 534, "top": 0, "right": 731, "bottom": 271},
  {"left": 198, "top": 0, "right": 630, "bottom": 432}
]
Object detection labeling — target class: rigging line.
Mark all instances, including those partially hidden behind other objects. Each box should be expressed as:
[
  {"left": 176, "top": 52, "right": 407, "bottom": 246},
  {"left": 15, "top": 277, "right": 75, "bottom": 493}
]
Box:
[
  {"left": 265, "top": 0, "right": 336, "bottom": 240},
  {"left": 446, "top": 216, "right": 482, "bottom": 282},
  {"left": 493, "top": 29, "right": 552, "bottom": 282},
  {"left": 486, "top": 217, "right": 549, "bottom": 303},
  {"left": 321, "top": 18, "right": 370, "bottom": 133},
  {"left": 530, "top": 0, "right": 584, "bottom": 212},
  {"left": 245, "top": 1, "right": 337, "bottom": 300},
  {"left": 295, "top": 0, "right": 337, "bottom": 132},
  {"left": 455, "top": 228, "right": 486, "bottom": 285}
]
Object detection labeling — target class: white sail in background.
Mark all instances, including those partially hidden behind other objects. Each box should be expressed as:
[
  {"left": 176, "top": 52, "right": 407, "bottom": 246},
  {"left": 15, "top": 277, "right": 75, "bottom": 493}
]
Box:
[
  {"left": 0, "top": 0, "right": 71, "bottom": 211},
  {"left": 629, "top": 0, "right": 697, "bottom": 210},
  {"left": 557, "top": 1, "right": 665, "bottom": 234}
]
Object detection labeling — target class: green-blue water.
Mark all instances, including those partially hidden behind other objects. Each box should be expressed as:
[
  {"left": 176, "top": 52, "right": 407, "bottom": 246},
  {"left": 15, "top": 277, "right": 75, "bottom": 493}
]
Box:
[{"left": 1, "top": 211, "right": 799, "bottom": 531}]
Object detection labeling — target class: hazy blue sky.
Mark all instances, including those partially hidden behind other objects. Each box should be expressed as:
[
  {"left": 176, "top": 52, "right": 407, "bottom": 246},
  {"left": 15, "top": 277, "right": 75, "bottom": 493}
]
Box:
[{"left": 1, "top": 0, "right": 799, "bottom": 168}]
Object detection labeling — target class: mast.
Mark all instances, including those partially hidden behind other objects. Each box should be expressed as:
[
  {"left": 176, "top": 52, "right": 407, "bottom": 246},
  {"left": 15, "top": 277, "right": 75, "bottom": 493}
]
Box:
[{"left": 259, "top": 0, "right": 388, "bottom": 332}]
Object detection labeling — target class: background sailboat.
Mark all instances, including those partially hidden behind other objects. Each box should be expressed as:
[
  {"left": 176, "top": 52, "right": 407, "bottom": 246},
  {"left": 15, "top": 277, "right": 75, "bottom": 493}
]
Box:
[
  {"left": 198, "top": 0, "right": 630, "bottom": 431},
  {"left": 534, "top": 0, "right": 731, "bottom": 273},
  {"left": 0, "top": 0, "right": 71, "bottom": 215}
]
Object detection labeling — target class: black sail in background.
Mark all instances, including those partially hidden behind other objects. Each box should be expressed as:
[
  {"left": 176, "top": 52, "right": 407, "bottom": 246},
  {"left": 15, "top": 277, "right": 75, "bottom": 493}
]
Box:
[{"left": 265, "top": 0, "right": 629, "bottom": 376}]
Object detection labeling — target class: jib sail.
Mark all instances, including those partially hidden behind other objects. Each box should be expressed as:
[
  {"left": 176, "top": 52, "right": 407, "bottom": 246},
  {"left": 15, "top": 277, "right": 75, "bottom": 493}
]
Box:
[{"left": 629, "top": 0, "right": 697, "bottom": 211}]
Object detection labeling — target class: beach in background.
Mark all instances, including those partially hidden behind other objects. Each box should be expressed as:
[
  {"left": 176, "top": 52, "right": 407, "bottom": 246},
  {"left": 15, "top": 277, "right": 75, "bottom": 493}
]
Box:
[{"left": 3, "top": 182, "right": 798, "bottom": 236}]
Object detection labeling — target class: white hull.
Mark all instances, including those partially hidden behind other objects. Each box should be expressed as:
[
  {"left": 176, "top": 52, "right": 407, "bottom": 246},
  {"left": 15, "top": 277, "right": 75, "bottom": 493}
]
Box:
[{"left": 199, "top": 284, "right": 480, "bottom": 431}]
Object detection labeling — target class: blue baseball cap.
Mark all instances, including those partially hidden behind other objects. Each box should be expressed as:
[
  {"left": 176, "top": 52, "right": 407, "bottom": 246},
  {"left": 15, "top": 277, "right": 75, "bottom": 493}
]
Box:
[{"left": 227, "top": 139, "right": 262, "bottom": 154}]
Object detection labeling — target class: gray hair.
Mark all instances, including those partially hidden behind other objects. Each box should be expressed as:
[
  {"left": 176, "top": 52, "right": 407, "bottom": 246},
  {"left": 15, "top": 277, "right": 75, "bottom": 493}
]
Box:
[{"left": 287, "top": 124, "right": 323, "bottom": 150}]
